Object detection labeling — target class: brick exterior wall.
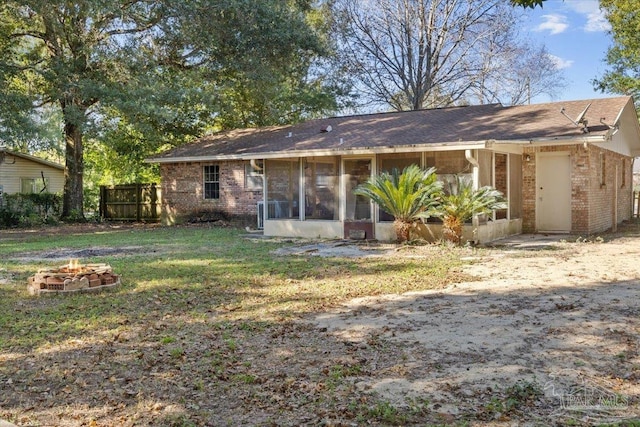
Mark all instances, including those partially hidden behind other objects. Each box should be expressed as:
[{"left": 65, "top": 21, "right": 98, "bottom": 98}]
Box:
[
  {"left": 494, "top": 153, "right": 507, "bottom": 194},
  {"left": 159, "top": 160, "right": 262, "bottom": 224},
  {"left": 522, "top": 145, "right": 633, "bottom": 234},
  {"left": 161, "top": 146, "right": 634, "bottom": 234},
  {"left": 588, "top": 148, "right": 633, "bottom": 233}
]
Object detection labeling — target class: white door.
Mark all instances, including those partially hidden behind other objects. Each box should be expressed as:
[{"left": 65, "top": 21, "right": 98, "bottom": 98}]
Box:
[{"left": 536, "top": 152, "right": 571, "bottom": 232}]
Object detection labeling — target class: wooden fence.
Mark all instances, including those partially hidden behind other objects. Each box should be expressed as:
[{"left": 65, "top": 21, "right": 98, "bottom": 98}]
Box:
[{"left": 99, "top": 183, "right": 161, "bottom": 222}]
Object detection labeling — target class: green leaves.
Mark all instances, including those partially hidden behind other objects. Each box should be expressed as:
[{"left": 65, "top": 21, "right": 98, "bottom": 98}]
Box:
[
  {"left": 152, "top": 0, "right": 343, "bottom": 129},
  {"left": 435, "top": 176, "right": 508, "bottom": 224},
  {"left": 354, "top": 165, "right": 442, "bottom": 224},
  {"left": 434, "top": 175, "right": 507, "bottom": 244},
  {"left": 0, "top": 0, "right": 347, "bottom": 213},
  {"left": 355, "top": 168, "right": 507, "bottom": 244},
  {"left": 595, "top": 0, "right": 640, "bottom": 102},
  {"left": 509, "top": 0, "right": 546, "bottom": 9},
  {"left": 354, "top": 165, "right": 442, "bottom": 242}
]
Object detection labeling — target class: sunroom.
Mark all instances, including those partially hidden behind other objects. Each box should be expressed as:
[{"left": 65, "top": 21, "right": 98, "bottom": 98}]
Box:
[{"left": 262, "top": 148, "right": 522, "bottom": 243}]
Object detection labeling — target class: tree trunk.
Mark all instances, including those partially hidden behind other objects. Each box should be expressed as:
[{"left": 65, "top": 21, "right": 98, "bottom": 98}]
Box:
[
  {"left": 61, "top": 113, "right": 85, "bottom": 220},
  {"left": 442, "top": 215, "right": 462, "bottom": 245},
  {"left": 393, "top": 220, "right": 412, "bottom": 243}
]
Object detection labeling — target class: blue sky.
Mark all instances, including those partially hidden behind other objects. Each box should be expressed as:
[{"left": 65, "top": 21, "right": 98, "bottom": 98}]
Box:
[{"left": 521, "top": 0, "right": 613, "bottom": 103}]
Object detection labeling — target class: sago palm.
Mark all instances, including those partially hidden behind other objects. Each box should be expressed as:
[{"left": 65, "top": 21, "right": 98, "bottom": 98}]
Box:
[
  {"left": 354, "top": 165, "right": 442, "bottom": 242},
  {"left": 434, "top": 175, "right": 507, "bottom": 245}
]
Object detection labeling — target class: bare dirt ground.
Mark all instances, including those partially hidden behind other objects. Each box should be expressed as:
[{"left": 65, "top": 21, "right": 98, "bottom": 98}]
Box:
[{"left": 312, "top": 230, "right": 640, "bottom": 425}]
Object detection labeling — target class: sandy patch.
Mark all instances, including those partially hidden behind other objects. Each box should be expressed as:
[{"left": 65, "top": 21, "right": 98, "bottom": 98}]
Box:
[{"left": 313, "top": 235, "right": 640, "bottom": 424}]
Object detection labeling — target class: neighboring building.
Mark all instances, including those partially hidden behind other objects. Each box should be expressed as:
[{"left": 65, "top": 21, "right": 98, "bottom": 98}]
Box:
[
  {"left": 0, "top": 148, "right": 64, "bottom": 199},
  {"left": 148, "top": 96, "right": 640, "bottom": 243}
]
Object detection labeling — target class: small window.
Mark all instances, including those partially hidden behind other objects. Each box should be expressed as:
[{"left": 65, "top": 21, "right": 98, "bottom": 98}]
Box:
[
  {"left": 20, "top": 177, "right": 49, "bottom": 193},
  {"left": 204, "top": 165, "right": 220, "bottom": 199},
  {"left": 621, "top": 159, "right": 626, "bottom": 188},
  {"left": 245, "top": 161, "right": 263, "bottom": 190},
  {"left": 600, "top": 153, "right": 606, "bottom": 187}
]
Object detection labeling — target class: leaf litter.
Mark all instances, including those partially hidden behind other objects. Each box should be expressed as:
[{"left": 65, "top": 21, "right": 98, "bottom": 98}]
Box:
[{"left": 1, "top": 225, "right": 640, "bottom": 426}]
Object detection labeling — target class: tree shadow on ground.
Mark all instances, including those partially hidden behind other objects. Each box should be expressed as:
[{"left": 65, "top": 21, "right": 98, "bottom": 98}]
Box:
[{"left": 1, "top": 278, "right": 638, "bottom": 426}]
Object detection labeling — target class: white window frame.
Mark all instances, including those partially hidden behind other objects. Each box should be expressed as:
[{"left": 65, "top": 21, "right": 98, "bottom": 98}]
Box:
[
  {"left": 203, "top": 165, "right": 220, "bottom": 200},
  {"left": 245, "top": 161, "right": 264, "bottom": 190}
]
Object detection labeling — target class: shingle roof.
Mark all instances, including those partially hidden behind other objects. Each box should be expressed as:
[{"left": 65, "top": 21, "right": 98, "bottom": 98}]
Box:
[{"left": 149, "top": 96, "right": 634, "bottom": 162}]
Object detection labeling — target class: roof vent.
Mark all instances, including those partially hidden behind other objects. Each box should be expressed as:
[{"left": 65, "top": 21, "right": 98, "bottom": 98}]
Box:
[
  {"left": 320, "top": 125, "right": 332, "bottom": 133},
  {"left": 286, "top": 132, "right": 292, "bottom": 138}
]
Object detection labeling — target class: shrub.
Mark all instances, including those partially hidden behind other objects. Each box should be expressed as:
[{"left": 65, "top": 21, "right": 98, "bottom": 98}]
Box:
[
  {"left": 354, "top": 165, "right": 442, "bottom": 242},
  {"left": 0, "top": 193, "right": 62, "bottom": 228}
]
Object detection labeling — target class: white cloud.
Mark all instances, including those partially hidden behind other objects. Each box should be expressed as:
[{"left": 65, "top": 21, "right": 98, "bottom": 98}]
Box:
[
  {"left": 548, "top": 54, "right": 574, "bottom": 70},
  {"left": 584, "top": 11, "right": 611, "bottom": 32},
  {"left": 565, "top": 0, "right": 611, "bottom": 32},
  {"left": 536, "top": 14, "right": 569, "bottom": 35}
]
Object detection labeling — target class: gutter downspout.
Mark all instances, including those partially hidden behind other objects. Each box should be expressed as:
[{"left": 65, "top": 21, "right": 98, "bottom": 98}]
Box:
[
  {"left": 465, "top": 149, "right": 480, "bottom": 242},
  {"left": 465, "top": 149, "right": 479, "bottom": 190}
]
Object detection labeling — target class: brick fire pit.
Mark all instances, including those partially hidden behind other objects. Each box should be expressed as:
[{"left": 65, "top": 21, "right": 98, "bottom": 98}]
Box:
[{"left": 28, "top": 259, "right": 120, "bottom": 295}]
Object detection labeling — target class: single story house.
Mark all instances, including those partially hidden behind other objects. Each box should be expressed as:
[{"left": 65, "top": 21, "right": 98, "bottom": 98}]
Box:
[
  {"left": 148, "top": 96, "right": 640, "bottom": 243},
  {"left": 0, "top": 147, "right": 64, "bottom": 199}
]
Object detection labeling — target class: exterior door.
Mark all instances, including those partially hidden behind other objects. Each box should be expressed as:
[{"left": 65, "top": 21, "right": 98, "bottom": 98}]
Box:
[
  {"left": 536, "top": 152, "right": 571, "bottom": 232},
  {"left": 344, "top": 158, "right": 372, "bottom": 221},
  {"left": 343, "top": 158, "right": 374, "bottom": 238}
]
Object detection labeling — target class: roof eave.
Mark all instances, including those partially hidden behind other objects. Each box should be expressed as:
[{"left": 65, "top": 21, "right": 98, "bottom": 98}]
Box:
[
  {"left": 146, "top": 140, "right": 492, "bottom": 163},
  {"left": 146, "top": 135, "right": 610, "bottom": 164},
  {"left": 488, "top": 134, "right": 609, "bottom": 146},
  {"left": 0, "top": 149, "right": 64, "bottom": 170}
]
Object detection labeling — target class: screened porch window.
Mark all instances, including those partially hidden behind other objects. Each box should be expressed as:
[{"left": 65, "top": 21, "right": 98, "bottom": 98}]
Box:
[
  {"left": 478, "top": 150, "right": 521, "bottom": 221},
  {"left": 245, "top": 161, "right": 263, "bottom": 190},
  {"left": 304, "top": 157, "right": 338, "bottom": 220},
  {"left": 344, "top": 159, "right": 372, "bottom": 221},
  {"left": 377, "top": 153, "right": 421, "bottom": 222},
  {"left": 431, "top": 150, "right": 473, "bottom": 202},
  {"left": 266, "top": 159, "right": 300, "bottom": 219},
  {"left": 508, "top": 153, "right": 522, "bottom": 219}
]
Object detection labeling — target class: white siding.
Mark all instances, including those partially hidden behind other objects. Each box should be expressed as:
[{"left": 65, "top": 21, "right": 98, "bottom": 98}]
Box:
[{"left": 0, "top": 156, "right": 64, "bottom": 194}]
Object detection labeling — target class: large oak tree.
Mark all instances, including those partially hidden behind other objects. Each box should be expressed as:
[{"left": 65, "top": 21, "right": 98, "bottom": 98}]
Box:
[
  {"left": 0, "top": 1, "right": 166, "bottom": 218},
  {"left": 0, "top": 0, "right": 343, "bottom": 218}
]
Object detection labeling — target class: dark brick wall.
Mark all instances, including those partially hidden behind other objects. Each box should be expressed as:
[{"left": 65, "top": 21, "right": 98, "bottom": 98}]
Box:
[{"left": 160, "top": 160, "right": 262, "bottom": 224}]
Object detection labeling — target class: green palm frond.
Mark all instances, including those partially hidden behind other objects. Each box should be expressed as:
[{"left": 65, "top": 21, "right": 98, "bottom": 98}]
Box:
[
  {"left": 354, "top": 165, "right": 443, "bottom": 223},
  {"left": 435, "top": 176, "right": 507, "bottom": 223},
  {"left": 435, "top": 175, "right": 508, "bottom": 244}
]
